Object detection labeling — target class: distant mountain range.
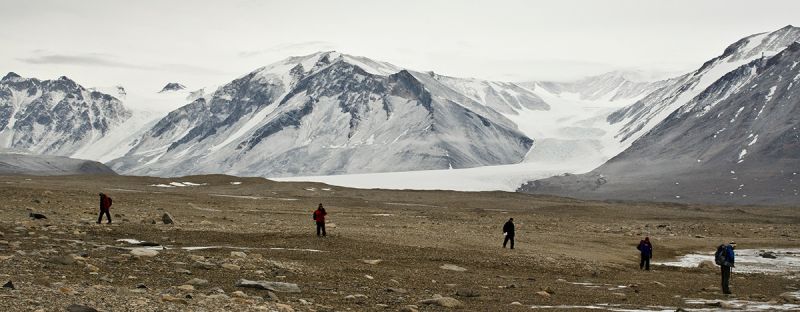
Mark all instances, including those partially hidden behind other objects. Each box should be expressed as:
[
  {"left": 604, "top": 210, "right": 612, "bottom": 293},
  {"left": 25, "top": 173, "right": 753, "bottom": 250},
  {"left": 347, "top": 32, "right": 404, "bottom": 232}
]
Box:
[
  {"left": 6, "top": 25, "right": 798, "bottom": 205},
  {"left": 520, "top": 25, "right": 800, "bottom": 205}
]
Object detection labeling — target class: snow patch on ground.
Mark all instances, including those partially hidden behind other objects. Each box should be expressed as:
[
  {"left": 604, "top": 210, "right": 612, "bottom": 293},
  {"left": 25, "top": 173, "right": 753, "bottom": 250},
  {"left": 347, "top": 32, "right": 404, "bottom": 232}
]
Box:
[{"left": 657, "top": 248, "right": 800, "bottom": 274}]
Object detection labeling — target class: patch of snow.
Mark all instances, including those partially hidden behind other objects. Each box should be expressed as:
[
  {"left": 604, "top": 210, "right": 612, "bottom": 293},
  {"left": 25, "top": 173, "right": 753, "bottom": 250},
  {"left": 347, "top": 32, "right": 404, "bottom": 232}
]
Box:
[{"left": 657, "top": 248, "right": 800, "bottom": 274}]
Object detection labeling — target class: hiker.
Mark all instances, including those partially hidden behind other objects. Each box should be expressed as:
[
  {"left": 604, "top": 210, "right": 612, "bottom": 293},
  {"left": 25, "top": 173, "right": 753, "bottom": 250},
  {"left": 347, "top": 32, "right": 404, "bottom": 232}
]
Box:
[
  {"left": 502, "top": 218, "right": 515, "bottom": 249},
  {"left": 313, "top": 203, "right": 327, "bottom": 237},
  {"left": 637, "top": 237, "right": 653, "bottom": 270},
  {"left": 97, "top": 193, "right": 112, "bottom": 224},
  {"left": 716, "top": 241, "right": 736, "bottom": 294}
]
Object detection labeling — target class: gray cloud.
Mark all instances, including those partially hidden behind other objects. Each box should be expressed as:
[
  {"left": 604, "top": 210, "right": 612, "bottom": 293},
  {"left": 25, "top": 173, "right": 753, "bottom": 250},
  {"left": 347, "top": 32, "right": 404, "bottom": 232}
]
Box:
[
  {"left": 18, "top": 52, "right": 231, "bottom": 76},
  {"left": 18, "top": 53, "right": 150, "bottom": 70},
  {"left": 239, "top": 41, "right": 336, "bottom": 57}
]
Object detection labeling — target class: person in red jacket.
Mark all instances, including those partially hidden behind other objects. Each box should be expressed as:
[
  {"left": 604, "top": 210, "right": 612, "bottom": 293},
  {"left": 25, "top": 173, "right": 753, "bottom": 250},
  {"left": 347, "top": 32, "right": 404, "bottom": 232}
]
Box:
[
  {"left": 313, "top": 203, "right": 327, "bottom": 237},
  {"left": 97, "top": 193, "right": 112, "bottom": 224}
]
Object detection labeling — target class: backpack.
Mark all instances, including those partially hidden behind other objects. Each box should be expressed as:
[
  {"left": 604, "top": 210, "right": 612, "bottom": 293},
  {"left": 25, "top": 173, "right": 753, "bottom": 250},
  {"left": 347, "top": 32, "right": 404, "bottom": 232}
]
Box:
[
  {"left": 107, "top": 196, "right": 113, "bottom": 207},
  {"left": 714, "top": 244, "right": 727, "bottom": 265},
  {"left": 312, "top": 211, "right": 316, "bottom": 220}
]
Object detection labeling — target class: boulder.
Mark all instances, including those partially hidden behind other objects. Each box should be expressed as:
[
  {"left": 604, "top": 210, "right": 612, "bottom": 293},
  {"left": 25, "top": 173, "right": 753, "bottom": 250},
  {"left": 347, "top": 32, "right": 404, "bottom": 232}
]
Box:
[
  {"left": 418, "top": 296, "right": 463, "bottom": 308},
  {"left": 162, "top": 213, "right": 175, "bottom": 225},
  {"left": 236, "top": 279, "right": 301, "bottom": 293},
  {"left": 65, "top": 305, "right": 98, "bottom": 312}
]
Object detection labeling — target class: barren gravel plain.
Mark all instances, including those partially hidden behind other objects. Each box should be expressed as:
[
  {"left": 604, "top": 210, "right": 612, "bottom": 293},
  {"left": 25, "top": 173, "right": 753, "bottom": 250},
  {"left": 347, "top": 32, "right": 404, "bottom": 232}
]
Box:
[{"left": 0, "top": 174, "right": 799, "bottom": 311}]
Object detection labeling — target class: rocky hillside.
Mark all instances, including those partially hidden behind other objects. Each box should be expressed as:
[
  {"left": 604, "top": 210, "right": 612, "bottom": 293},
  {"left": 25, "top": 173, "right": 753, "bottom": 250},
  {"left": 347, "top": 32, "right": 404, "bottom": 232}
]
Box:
[
  {"left": 520, "top": 39, "right": 800, "bottom": 205},
  {"left": 0, "top": 72, "right": 131, "bottom": 156}
]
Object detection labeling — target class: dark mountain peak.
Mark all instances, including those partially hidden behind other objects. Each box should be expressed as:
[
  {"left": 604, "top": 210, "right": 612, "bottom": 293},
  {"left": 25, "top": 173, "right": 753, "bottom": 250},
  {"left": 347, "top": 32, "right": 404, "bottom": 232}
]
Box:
[
  {"left": 2, "top": 72, "right": 21, "bottom": 81},
  {"left": 159, "top": 82, "right": 186, "bottom": 93}
]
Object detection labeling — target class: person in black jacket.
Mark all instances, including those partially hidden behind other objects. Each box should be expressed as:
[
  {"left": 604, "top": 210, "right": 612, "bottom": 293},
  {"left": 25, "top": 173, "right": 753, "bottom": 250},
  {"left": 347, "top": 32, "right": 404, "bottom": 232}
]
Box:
[{"left": 502, "top": 218, "right": 515, "bottom": 249}]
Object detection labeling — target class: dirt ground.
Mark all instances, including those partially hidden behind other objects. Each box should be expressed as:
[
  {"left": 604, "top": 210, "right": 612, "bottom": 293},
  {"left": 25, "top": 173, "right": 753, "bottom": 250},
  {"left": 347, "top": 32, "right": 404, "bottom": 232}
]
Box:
[{"left": 0, "top": 174, "right": 799, "bottom": 311}]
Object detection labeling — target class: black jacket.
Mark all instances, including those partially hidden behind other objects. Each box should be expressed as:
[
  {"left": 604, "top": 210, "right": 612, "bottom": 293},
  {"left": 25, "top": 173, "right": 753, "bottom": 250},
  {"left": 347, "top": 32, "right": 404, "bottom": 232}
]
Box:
[{"left": 503, "top": 221, "right": 515, "bottom": 236}]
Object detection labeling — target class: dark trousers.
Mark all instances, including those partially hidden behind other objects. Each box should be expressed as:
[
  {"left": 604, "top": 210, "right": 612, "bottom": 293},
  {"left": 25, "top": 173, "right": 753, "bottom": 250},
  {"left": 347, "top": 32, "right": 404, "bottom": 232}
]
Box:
[
  {"left": 316, "top": 222, "right": 326, "bottom": 236},
  {"left": 503, "top": 235, "right": 514, "bottom": 249},
  {"left": 97, "top": 209, "right": 111, "bottom": 224},
  {"left": 640, "top": 254, "right": 650, "bottom": 270},
  {"left": 721, "top": 265, "right": 731, "bottom": 294}
]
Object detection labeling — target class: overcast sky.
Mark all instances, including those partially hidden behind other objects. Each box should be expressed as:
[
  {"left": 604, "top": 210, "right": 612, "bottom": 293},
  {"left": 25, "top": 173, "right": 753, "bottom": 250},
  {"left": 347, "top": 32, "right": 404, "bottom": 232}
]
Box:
[{"left": 2, "top": 0, "right": 799, "bottom": 100}]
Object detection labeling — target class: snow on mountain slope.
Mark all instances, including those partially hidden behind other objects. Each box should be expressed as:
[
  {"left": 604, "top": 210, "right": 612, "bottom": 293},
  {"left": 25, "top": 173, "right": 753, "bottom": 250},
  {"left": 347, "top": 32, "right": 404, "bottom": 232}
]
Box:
[
  {"left": 532, "top": 70, "right": 667, "bottom": 103},
  {"left": 520, "top": 38, "right": 800, "bottom": 205},
  {"left": 0, "top": 72, "right": 132, "bottom": 156},
  {"left": 108, "top": 51, "right": 533, "bottom": 178},
  {"left": 609, "top": 25, "right": 800, "bottom": 146}
]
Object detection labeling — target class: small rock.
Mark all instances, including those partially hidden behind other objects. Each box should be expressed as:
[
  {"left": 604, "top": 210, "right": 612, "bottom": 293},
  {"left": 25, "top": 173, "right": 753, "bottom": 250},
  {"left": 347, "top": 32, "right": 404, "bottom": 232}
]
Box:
[
  {"left": 362, "top": 259, "right": 382, "bottom": 265},
  {"left": 612, "top": 293, "right": 627, "bottom": 300},
  {"left": 230, "top": 251, "right": 247, "bottom": 258},
  {"left": 59, "top": 287, "right": 77, "bottom": 295},
  {"left": 161, "top": 213, "right": 175, "bottom": 225},
  {"left": 510, "top": 301, "right": 522, "bottom": 306},
  {"left": 535, "top": 291, "right": 551, "bottom": 298},
  {"left": 175, "top": 268, "right": 192, "bottom": 275},
  {"left": 29, "top": 212, "right": 47, "bottom": 220},
  {"left": 130, "top": 249, "right": 159, "bottom": 257},
  {"left": 221, "top": 263, "right": 241, "bottom": 271},
  {"left": 86, "top": 264, "right": 99, "bottom": 272},
  {"left": 2, "top": 281, "right": 14, "bottom": 290},
  {"left": 265, "top": 291, "right": 280, "bottom": 301},
  {"left": 418, "top": 296, "right": 463, "bottom": 308},
  {"left": 177, "top": 285, "right": 195, "bottom": 292},
  {"left": 236, "top": 279, "right": 301, "bottom": 293},
  {"left": 455, "top": 288, "right": 480, "bottom": 297},
  {"left": 193, "top": 261, "right": 217, "bottom": 270},
  {"left": 439, "top": 264, "right": 467, "bottom": 272},
  {"left": 161, "top": 294, "right": 188, "bottom": 304},
  {"left": 186, "top": 278, "right": 208, "bottom": 286},
  {"left": 386, "top": 287, "right": 407, "bottom": 294},
  {"left": 66, "top": 304, "right": 98, "bottom": 312},
  {"left": 651, "top": 281, "right": 666, "bottom": 287},
  {"left": 231, "top": 291, "right": 248, "bottom": 298},
  {"left": 136, "top": 284, "right": 147, "bottom": 289},
  {"left": 760, "top": 251, "right": 778, "bottom": 259},
  {"left": 364, "top": 274, "right": 374, "bottom": 280}
]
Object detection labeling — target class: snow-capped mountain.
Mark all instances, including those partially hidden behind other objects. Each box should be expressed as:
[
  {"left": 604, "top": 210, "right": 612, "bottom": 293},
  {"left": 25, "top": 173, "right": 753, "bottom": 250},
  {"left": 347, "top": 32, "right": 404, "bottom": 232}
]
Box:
[
  {"left": 530, "top": 71, "right": 667, "bottom": 103},
  {"left": 0, "top": 72, "right": 132, "bottom": 156},
  {"left": 159, "top": 82, "right": 186, "bottom": 93},
  {"left": 520, "top": 32, "right": 800, "bottom": 204},
  {"left": 609, "top": 25, "right": 800, "bottom": 145},
  {"left": 108, "top": 51, "right": 535, "bottom": 177}
]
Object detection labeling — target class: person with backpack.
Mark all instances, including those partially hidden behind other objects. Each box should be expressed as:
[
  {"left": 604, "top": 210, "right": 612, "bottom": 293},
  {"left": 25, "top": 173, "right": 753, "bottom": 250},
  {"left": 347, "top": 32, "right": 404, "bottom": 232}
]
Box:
[
  {"left": 715, "top": 242, "right": 736, "bottom": 294},
  {"left": 637, "top": 237, "right": 653, "bottom": 270},
  {"left": 313, "top": 204, "right": 327, "bottom": 237},
  {"left": 97, "top": 193, "right": 113, "bottom": 224},
  {"left": 502, "top": 218, "right": 515, "bottom": 249}
]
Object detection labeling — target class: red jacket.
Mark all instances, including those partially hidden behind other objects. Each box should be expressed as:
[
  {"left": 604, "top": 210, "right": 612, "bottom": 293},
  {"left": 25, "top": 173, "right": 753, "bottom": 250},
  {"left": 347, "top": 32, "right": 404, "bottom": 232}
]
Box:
[
  {"left": 313, "top": 209, "right": 327, "bottom": 223},
  {"left": 100, "top": 195, "right": 112, "bottom": 210}
]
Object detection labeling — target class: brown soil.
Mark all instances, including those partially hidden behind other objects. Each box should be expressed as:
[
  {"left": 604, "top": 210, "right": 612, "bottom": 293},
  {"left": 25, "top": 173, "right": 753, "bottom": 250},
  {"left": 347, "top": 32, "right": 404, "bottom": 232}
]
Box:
[{"left": 0, "top": 174, "right": 798, "bottom": 311}]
